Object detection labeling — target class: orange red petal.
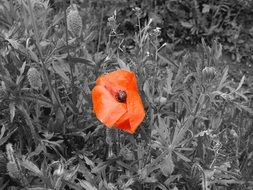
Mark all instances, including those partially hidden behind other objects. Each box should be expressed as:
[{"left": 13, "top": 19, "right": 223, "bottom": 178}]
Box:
[
  {"left": 97, "top": 70, "right": 136, "bottom": 90},
  {"left": 92, "top": 85, "right": 127, "bottom": 127},
  {"left": 92, "top": 70, "right": 145, "bottom": 134},
  {"left": 126, "top": 89, "right": 145, "bottom": 133}
]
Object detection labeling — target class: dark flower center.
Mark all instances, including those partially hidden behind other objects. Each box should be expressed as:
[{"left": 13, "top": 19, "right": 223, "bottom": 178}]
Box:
[{"left": 116, "top": 90, "right": 127, "bottom": 103}]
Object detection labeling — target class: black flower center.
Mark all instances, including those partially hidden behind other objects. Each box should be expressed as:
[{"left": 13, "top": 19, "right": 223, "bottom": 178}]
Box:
[{"left": 116, "top": 90, "right": 127, "bottom": 103}]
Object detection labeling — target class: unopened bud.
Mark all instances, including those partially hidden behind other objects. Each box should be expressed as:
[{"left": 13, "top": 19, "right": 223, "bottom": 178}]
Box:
[
  {"left": 67, "top": 5, "right": 82, "bottom": 37},
  {"left": 7, "top": 162, "right": 20, "bottom": 179},
  {"left": 202, "top": 66, "right": 216, "bottom": 82},
  {"left": 27, "top": 67, "right": 42, "bottom": 90},
  {"left": 53, "top": 163, "right": 64, "bottom": 176}
]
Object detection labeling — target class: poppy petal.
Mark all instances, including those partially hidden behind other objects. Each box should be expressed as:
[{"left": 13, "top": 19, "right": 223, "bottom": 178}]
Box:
[
  {"left": 92, "top": 85, "right": 127, "bottom": 127},
  {"left": 97, "top": 70, "right": 136, "bottom": 90},
  {"left": 115, "top": 112, "right": 132, "bottom": 133},
  {"left": 127, "top": 89, "right": 145, "bottom": 133}
]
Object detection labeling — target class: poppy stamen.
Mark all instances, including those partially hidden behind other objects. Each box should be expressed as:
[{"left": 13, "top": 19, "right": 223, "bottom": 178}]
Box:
[{"left": 116, "top": 90, "right": 127, "bottom": 103}]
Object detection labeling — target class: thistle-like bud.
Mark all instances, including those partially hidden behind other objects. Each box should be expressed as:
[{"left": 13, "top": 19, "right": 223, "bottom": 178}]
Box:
[
  {"left": 6, "top": 143, "right": 20, "bottom": 179},
  {"left": 6, "top": 143, "right": 15, "bottom": 163},
  {"left": 67, "top": 5, "right": 82, "bottom": 37},
  {"left": 108, "top": 15, "right": 117, "bottom": 32},
  {"left": 53, "top": 163, "right": 64, "bottom": 176},
  {"left": 202, "top": 66, "right": 216, "bottom": 82},
  {"left": 0, "top": 86, "right": 6, "bottom": 98},
  {"left": 7, "top": 162, "right": 20, "bottom": 179},
  {"left": 152, "top": 27, "right": 161, "bottom": 37},
  {"left": 133, "top": 7, "right": 142, "bottom": 18},
  {"left": 144, "top": 60, "right": 155, "bottom": 77},
  {"left": 27, "top": 67, "right": 42, "bottom": 90},
  {"left": 154, "top": 96, "right": 167, "bottom": 105}
]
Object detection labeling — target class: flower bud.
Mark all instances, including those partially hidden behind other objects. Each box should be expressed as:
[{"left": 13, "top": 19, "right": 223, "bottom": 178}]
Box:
[
  {"left": 6, "top": 143, "right": 15, "bottom": 163},
  {"left": 53, "top": 163, "right": 64, "bottom": 176},
  {"left": 202, "top": 66, "right": 216, "bottom": 82},
  {"left": 67, "top": 6, "right": 82, "bottom": 37},
  {"left": 7, "top": 162, "right": 20, "bottom": 179},
  {"left": 108, "top": 15, "right": 117, "bottom": 32},
  {"left": 152, "top": 27, "right": 161, "bottom": 37},
  {"left": 154, "top": 97, "right": 167, "bottom": 105},
  {"left": 6, "top": 143, "right": 20, "bottom": 179},
  {"left": 0, "top": 86, "right": 6, "bottom": 98},
  {"left": 133, "top": 7, "right": 142, "bottom": 18},
  {"left": 27, "top": 67, "right": 42, "bottom": 90}
]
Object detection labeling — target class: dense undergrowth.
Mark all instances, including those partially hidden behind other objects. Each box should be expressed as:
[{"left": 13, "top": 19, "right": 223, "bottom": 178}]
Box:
[{"left": 0, "top": 0, "right": 253, "bottom": 189}]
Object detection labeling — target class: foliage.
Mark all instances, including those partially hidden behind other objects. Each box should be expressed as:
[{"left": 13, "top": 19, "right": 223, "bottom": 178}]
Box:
[{"left": 0, "top": 0, "right": 253, "bottom": 189}]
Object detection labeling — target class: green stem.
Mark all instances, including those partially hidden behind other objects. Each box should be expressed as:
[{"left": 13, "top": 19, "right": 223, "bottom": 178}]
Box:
[{"left": 27, "top": 0, "right": 67, "bottom": 132}]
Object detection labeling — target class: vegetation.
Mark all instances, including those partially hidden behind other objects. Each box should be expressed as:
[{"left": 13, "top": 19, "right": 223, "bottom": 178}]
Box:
[{"left": 0, "top": 0, "right": 253, "bottom": 189}]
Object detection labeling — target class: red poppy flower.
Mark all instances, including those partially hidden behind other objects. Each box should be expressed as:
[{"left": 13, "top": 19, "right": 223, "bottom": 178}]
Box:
[{"left": 92, "top": 70, "right": 145, "bottom": 134}]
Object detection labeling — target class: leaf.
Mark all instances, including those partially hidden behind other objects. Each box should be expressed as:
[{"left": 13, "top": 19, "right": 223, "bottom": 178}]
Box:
[
  {"left": 83, "top": 155, "right": 95, "bottom": 168},
  {"left": 27, "top": 48, "right": 39, "bottom": 62},
  {"left": 91, "top": 162, "right": 107, "bottom": 174},
  {"left": 21, "top": 94, "right": 53, "bottom": 108},
  {"left": 234, "top": 103, "right": 253, "bottom": 115},
  {"left": 79, "top": 180, "right": 98, "bottom": 190},
  {"left": 7, "top": 38, "right": 27, "bottom": 55},
  {"left": 157, "top": 53, "right": 179, "bottom": 68},
  {"left": 172, "top": 116, "right": 194, "bottom": 147},
  {"left": 165, "top": 69, "right": 173, "bottom": 95},
  {"left": 217, "top": 66, "right": 229, "bottom": 91},
  {"left": 27, "top": 188, "right": 53, "bottom": 190},
  {"left": 9, "top": 102, "right": 15, "bottom": 123},
  {"left": 143, "top": 80, "right": 152, "bottom": 103},
  {"left": 65, "top": 57, "right": 95, "bottom": 67},
  {"left": 0, "top": 125, "right": 5, "bottom": 139},
  {"left": 117, "top": 57, "right": 130, "bottom": 70},
  {"left": 234, "top": 75, "right": 245, "bottom": 92},
  {"left": 202, "top": 4, "right": 211, "bottom": 13},
  {"left": 157, "top": 115, "right": 171, "bottom": 144},
  {"left": 180, "top": 21, "right": 193, "bottom": 28},
  {"left": 0, "top": 127, "right": 17, "bottom": 146},
  {"left": 6, "top": 38, "right": 19, "bottom": 49},
  {"left": 174, "top": 151, "right": 191, "bottom": 162},
  {"left": 52, "top": 59, "right": 70, "bottom": 82}
]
